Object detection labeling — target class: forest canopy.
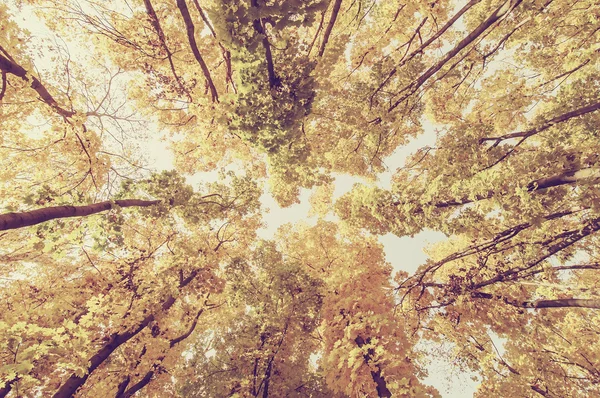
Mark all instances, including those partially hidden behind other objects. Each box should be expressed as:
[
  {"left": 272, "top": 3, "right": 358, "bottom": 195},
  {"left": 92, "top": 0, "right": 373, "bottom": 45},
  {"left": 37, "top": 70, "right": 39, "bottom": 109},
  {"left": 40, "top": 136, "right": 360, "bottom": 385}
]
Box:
[{"left": 1, "top": 0, "right": 600, "bottom": 397}]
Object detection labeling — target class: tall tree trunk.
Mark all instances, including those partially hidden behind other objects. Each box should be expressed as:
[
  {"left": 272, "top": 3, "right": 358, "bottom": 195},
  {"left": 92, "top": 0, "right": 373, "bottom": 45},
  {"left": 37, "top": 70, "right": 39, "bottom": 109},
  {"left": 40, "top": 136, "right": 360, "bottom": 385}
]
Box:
[
  {"left": 355, "top": 336, "right": 392, "bottom": 397},
  {"left": 251, "top": 0, "right": 280, "bottom": 88},
  {"left": 0, "top": 199, "right": 160, "bottom": 231}
]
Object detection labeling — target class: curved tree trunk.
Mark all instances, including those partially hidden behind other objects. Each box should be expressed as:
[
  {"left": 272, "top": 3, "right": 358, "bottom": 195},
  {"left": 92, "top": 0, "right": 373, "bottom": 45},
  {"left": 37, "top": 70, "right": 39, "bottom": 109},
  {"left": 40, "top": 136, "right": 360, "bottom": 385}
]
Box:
[{"left": 0, "top": 199, "right": 160, "bottom": 231}]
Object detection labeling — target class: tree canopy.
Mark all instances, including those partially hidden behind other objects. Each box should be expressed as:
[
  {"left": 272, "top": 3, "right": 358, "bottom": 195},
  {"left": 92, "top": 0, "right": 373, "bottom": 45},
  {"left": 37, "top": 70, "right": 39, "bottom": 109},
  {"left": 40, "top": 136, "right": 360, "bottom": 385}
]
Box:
[{"left": 1, "top": 0, "right": 599, "bottom": 397}]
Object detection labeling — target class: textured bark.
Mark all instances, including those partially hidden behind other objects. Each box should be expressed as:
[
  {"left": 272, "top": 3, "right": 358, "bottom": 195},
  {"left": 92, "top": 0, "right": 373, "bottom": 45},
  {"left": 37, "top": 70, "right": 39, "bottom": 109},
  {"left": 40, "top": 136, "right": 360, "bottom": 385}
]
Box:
[
  {"left": 115, "top": 308, "right": 206, "bottom": 398},
  {"left": 393, "top": 167, "right": 600, "bottom": 209},
  {"left": 0, "top": 52, "right": 75, "bottom": 118},
  {"left": 0, "top": 379, "right": 15, "bottom": 398},
  {"left": 480, "top": 101, "right": 600, "bottom": 145},
  {"left": 472, "top": 217, "right": 600, "bottom": 290},
  {"left": 176, "top": 0, "right": 219, "bottom": 102},
  {"left": 0, "top": 199, "right": 160, "bottom": 231},
  {"left": 318, "top": 0, "right": 343, "bottom": 57},
  {"left": 372, "top": 0, "right": 482, "bottom": 99},
  {"left": 53, "top": 315, "right": 155, "bottom": 398},
  {"left": 119, "top": 371, "right": 155, "bottom": 398}
]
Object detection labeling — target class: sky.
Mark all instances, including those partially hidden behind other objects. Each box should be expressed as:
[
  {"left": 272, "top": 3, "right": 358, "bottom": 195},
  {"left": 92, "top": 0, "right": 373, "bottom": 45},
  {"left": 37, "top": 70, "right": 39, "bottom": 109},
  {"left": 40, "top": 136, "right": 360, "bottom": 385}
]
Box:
[{"left": 12, "top": 2, "right": 481, "bottom": 396}]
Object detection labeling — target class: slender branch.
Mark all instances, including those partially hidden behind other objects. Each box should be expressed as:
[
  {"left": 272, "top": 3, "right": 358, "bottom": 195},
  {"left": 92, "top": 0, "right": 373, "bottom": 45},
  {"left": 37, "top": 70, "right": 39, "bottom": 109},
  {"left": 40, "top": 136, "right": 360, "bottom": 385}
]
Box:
[{"left": 143, "top": 0, "right": 192, "bottom": 101}]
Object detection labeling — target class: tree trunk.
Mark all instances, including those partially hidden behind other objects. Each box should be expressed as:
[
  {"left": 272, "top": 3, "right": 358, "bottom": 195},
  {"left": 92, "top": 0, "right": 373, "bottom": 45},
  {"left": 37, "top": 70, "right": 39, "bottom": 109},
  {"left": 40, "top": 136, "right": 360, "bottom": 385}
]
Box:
[
  {"left": 355, "top": 336, "right": 392, "bottom": 397},
  {"left": 0, "top": 199, "right": 160, "bottom": 231}
]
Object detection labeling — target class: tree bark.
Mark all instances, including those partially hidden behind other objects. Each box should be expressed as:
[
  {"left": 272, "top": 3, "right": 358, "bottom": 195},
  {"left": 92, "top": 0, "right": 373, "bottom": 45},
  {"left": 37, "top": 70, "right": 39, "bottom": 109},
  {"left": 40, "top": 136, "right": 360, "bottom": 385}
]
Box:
[
  {"left": 372, "top": 0, "right": 482, "bottom": 100},
  {"left": 0, "top": 199, "right": 160, "bottom": 231},
  {"left": 480, "top": 101, "right": 600, "bottom": 145},
  {"left": 0, "top": 378, "right": 16, "bottom": 398},
  {"left": 472, "top": 292, "right": 600, "bottom": 310},
  {"left": 251, "top": 0, "right": 280, "bottom": 88},
  {"left": 115, "top": 308, "right": 206, "bottom": 398},
  {"left": 143, "top": 0, "right": 191, "bottom": 101},
  {"left": 355, "top": 336, "right": 391, "bottom": 397},
  {"left": 393, "top": 167, "right": 600, "bottom": 209}
]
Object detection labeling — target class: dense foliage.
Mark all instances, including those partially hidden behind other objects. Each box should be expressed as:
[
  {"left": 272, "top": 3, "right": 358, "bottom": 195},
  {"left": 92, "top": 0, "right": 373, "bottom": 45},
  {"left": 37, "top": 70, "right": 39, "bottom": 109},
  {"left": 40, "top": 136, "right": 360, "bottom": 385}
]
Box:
[{"left": 1, "top": 0, "right": 599, "bottom": 396}]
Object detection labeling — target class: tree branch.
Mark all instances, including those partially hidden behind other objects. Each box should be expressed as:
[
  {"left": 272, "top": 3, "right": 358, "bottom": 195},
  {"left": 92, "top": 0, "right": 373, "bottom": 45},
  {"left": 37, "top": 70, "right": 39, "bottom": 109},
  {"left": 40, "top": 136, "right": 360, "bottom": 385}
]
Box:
[
  {"left": 0, "top": 52, "right": 75, "bottom": 118},
  {"left": 0, "top": 199, "right": 161, "bottom": 231},
  {"left": 318, "top": 0, "right": 343, "bottom": 57}
]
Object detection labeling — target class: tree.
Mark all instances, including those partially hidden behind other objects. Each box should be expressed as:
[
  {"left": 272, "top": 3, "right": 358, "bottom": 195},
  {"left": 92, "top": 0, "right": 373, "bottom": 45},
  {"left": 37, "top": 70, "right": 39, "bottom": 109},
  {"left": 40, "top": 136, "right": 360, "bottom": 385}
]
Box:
[{"left": 2, "top": 0, "right": 600, "bottom": 397}]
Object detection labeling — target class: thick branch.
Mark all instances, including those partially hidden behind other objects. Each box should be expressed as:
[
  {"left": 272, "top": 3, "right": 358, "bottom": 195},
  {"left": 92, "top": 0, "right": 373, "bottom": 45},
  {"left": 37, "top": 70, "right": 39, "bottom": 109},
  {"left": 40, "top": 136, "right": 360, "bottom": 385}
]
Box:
[
  {"left": 176, "top": 0, "right": 219, "bottom": 102},
  {"left": 53, "top": 314, "right": 155, "bottom": 398},
  {"left": 116, "top": 307, "right": 207, "bottom": 398},
  {"left": 393, "top": 167, "right": 600, "bottom": 209},
  {"left": 372, "top": 0, "right": 482, "bottom": 101},
  {"left": 54, "top": 273, "right": 199, "bottom": 398},
  {"left": 190, "top": 0, "right": 236, "bottom": 93},
  {"left": 0, "top": 52, "right": 75, "bottom": 118},
  {"left": 472, "top": 217, "right": 600, "bottom": 290},
  {"left": 0, "top": 199, "right": 160, "bottom": 231},
  {"left": 169, "top": 308, "right": 205, "bottom": 347},
  {"left": 472, "top": 292, "right": 600, "bottom": 310},
  {"left": 318, "top": 0, "right": 343, "bottom": 57},
  {"left": 0, "top": 378, "right": 16, "bottom": 398}
]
